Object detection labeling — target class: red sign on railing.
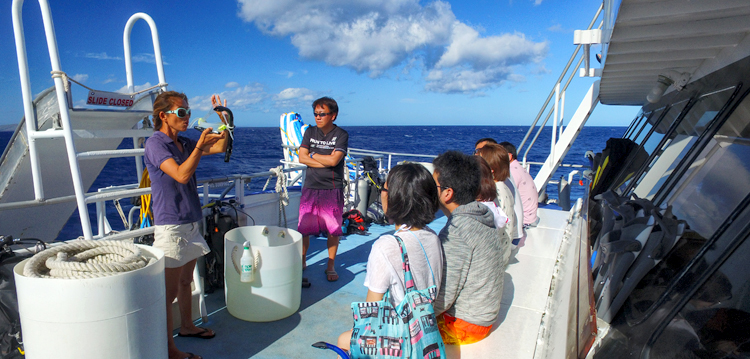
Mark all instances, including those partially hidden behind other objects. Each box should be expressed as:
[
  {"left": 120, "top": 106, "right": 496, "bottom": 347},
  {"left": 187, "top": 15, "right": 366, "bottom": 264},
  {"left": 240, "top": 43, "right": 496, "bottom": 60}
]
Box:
[{"left": 86, "top": 90, "right": 134, "bottom": 107}]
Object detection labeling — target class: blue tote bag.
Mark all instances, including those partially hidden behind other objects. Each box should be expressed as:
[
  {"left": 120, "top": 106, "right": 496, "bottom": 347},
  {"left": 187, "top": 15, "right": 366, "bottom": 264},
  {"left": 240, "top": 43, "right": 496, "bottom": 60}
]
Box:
[{"left": 349, "top": 233, "right": 446, "bottom": 358}]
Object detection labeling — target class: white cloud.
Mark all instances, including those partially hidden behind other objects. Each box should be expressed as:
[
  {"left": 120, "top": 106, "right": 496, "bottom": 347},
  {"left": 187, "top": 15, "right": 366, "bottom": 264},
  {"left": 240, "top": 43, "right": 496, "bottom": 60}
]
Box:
[
  {"left": 273, "top": 87, "right": 317, "bottom": 109},
  {"left": 131, "top": 53, "right": 168, "bottom": 65},
  {"left": 103, "top": 77, "right": 118, "bottom": 84},
  {"left": 425, "top": 67, "right": 509, "bottom": 94},
  {"left": 508, "top": 73, "right": 526, "bottom": 83},
  {"left": 533, "top": 0, "right": 543, "bottom": 5},
  {"left": 84, "top": 52, "right": 122, "bottom": 61},
  {"left": 435, "top": 25, "right": 547, "bottom": 69},
  {"left": 531, "top": 65, "right": 551, "bottom": 75},
  {"left": 190, "top": 83, "right": 268, "bottom": 112},
  {"left": 276, "top": 71, "right": 295, "bottom": 78},
  {"left": 547, "top": 24, "right": 566, "bottom": 33},
  {"left": 116, "top": 82, "right": 154, "bottom": 94},
  {"left": 71, "top": 74, "right": 89, "bottom": 83},
  {"left": 226, "top": 82, "right": 240, "bottom": 88},
  {"left": 82, "top": 52, "right": 167, "bottom": 65},
  {"left": 237, "top": 0, "right": 548, "bottom": 94}
]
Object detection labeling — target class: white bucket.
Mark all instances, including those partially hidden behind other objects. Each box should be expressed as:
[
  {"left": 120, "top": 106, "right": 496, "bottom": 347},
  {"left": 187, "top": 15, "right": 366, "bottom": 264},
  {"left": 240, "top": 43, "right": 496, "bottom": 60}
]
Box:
[
  {"left": 13, "top": 245, "right": 166, "bottom": 359},
  {"left": 224, "top": 226, "right": 303, "bottom": 322}
]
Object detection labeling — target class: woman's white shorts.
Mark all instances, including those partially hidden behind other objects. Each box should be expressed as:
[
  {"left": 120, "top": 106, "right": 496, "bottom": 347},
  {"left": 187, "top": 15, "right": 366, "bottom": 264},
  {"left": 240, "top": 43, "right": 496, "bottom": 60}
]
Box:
[{"left": 153, "top": 222, "right": 210, "bottom": 268}]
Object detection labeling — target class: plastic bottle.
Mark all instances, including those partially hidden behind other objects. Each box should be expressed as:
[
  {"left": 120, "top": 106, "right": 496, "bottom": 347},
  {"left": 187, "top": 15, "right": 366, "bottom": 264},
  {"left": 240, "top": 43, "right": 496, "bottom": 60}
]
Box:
[{"left": 240, "top": 242, "right": 254, "bottom": 283}]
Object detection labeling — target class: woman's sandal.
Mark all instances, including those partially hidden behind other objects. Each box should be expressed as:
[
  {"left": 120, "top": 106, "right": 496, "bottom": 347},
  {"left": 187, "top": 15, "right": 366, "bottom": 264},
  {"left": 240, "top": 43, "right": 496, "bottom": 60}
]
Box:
[{"left": 325, "top": 269, "right": 338, "bottom": 282}]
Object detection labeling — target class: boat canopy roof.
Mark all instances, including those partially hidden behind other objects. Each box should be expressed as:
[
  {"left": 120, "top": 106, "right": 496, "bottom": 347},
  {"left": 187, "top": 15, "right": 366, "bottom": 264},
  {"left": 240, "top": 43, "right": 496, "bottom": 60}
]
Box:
[{"left": 599, "top": 0, "right": 750, "bottom": 106}]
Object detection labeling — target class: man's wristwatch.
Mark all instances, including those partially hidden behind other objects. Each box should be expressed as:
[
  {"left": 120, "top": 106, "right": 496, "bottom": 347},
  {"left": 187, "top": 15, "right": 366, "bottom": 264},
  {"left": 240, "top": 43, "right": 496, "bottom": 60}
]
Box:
[{"left": 310, "top": 153, "right": 314, "bottom": 159}]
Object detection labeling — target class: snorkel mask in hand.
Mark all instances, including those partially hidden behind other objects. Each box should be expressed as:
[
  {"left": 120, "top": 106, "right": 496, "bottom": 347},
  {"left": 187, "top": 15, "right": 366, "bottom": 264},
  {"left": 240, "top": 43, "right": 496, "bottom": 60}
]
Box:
[
  {"left": 190, "top": 106, "right": 235, "bottom": 162},
  {"left": 193, "top": 117, "right": 228, "bottom": 133}
]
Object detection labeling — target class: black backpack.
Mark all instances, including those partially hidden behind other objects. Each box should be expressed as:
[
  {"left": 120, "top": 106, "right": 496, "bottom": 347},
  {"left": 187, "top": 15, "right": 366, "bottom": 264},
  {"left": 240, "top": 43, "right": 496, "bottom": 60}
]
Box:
[
  {"left": 342, "top": 209, "right": 369, "bottom": 235},
  {"left": 203, "top": 202, "right": 239, "bottom": 293},
  {"left": 0, "top": 236, "right": 45, "bottom": 359}
]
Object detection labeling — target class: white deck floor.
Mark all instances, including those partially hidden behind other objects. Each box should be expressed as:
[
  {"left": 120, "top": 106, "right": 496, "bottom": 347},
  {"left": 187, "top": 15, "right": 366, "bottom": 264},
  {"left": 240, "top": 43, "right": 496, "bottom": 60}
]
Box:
[{"left": 175, "top": 207, "right": 569, "bottom": 359}]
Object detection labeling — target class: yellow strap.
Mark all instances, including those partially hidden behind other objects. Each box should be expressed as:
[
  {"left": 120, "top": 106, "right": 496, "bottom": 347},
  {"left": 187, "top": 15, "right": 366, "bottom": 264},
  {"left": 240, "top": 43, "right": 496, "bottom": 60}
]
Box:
[
  {"left": 138, "top": 168, "right": 153, "bottom": 222},
  {"left": 593, "top": 156, "right": 609, "bottom": 187}
]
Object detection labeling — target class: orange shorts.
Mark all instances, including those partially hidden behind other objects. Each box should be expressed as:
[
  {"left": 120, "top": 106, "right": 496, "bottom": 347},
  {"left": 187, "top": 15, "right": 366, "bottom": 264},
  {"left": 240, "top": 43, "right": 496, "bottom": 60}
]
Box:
[{"left": 437, "top": 313, "right": 492, "bottom": 345}]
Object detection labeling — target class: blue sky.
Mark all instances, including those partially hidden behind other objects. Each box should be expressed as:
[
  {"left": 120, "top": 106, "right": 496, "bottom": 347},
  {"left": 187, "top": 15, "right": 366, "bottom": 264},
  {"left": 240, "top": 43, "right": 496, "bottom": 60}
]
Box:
[{"left": 0, "top": 0, "right": 638, "bottom": 127}]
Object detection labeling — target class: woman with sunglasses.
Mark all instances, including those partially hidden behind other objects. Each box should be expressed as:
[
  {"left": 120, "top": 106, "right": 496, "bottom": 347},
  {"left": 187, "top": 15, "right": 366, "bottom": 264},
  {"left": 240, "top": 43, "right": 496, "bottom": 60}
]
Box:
[
  {"left": 144, "top": 91, "right": 227, "bottom": 359},
  {"left": 336, "top": 162, "right": 443, "bottom": 353}
]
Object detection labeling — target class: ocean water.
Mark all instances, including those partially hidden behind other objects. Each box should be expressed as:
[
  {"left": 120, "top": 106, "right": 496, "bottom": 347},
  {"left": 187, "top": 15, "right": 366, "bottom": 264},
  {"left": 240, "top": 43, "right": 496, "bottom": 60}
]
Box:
[{"left": 0, "top": 125, "right": 626, "bottom": 240}]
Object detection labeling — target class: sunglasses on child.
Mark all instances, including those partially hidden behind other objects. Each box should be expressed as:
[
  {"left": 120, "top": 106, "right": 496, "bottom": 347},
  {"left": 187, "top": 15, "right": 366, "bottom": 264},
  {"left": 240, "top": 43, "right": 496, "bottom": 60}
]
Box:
[{"left": 165, "top": 108, "right": 191, "bottom": 118}]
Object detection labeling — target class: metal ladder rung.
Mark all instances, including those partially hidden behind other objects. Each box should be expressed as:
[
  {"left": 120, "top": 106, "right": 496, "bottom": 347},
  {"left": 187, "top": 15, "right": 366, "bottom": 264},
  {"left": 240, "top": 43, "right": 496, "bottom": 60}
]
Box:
[
  {"left": 85, "top": 187, "right": 151, "bottom": 204},
  {"left": 93, "top": 226, "right": 154, "bottom": 241},
  {"left": 73, "top": 129, "right": 154, "bottom": 139},
  {"left": 77, "top": 148, "right": 145, "bottom": 160},
  {"left": 0, "top": 186, "right": 151, "bottom": 210}
]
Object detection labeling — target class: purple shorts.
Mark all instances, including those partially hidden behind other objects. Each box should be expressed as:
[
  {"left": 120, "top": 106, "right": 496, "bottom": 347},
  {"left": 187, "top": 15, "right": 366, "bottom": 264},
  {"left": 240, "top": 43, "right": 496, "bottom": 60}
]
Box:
[{"left": 298, "top": 188, "right": 344, "bottom": 237}]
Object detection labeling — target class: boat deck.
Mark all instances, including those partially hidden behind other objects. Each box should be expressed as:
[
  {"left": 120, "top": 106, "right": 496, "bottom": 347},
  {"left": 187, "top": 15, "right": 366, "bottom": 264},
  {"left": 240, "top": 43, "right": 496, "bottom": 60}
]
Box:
[{"left": 176, "top": 207, "right": 569, "bottom": 359}]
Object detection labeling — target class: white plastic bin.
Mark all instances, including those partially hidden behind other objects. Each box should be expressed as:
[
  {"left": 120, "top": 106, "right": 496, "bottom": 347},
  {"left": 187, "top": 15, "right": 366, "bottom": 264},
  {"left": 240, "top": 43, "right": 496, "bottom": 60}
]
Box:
[
  {"left": 13, "top": 245, "right": 166, "bottom": 359},
  {"left": 224, "top": 226, "right": 303, "bottom": 322}
]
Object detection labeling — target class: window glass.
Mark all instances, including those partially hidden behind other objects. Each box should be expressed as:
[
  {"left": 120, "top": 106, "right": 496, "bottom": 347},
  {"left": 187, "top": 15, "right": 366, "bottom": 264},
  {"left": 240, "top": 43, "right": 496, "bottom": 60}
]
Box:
[
  {"left": 632, "top": 87, "right": 736, "bottom": 200},
  {"left": 649, "top": 235, "right": 750, "bottom": 359},
  {"left": 619, "top": 100, "right": 687, "bottom": 196},
  {"left": 624, "top": 232, "right": 708, "bottom": 323},
  {"left": 625, "top": 112, "right": 646, "bottom": 140},
  {"left": 664, "top": 93, "right": 750, "bottom": 239},
  {"left": 633, "top": 110, "right": 660, "bottom": 146},
  {"left": 611, "top": 109, "right": 667, "bottom": 195}
]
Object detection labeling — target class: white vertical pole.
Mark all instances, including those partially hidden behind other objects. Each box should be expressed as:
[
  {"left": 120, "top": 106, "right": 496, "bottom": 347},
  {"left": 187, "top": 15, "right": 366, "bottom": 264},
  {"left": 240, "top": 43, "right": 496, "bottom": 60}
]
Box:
[
  {"left": 133, "top": 136, "right": 144, "bottom": 182},
  {"left": 12, "top": 0, "right": 44, "bottom": 201},
  {"left": 560, "top": 91, "right": 566, "bottom": 138},
  {"left": 38, "top": 0, "right": 93, "bottom": 240},
  {"left": 551, "top": 83, "right": 560, "bottom": 169},
  {"left": 235, "top": 178, "right": 243, "bottom": 205},
  {"left": 96, "top": 201, "right": 105, "bottom": 236},
  {"left": 203, "top": 184, "right": 210, "bottom": 207}
]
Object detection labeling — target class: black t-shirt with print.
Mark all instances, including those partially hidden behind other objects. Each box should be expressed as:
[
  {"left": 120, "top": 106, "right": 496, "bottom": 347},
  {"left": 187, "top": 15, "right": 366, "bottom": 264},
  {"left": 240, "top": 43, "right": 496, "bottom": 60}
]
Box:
[{"left": 300, "top": 125, "right": 349, "bottom": 189}]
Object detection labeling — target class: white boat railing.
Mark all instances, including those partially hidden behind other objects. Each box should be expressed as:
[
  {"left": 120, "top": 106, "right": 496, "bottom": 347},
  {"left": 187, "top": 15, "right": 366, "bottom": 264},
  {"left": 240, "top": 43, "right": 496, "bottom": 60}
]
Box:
[
  {"left": 90, "top": 165, "right": 310, "bottom": 239},
  {"left": 350, "top": 147, "right": 437, "bottom": 171}
]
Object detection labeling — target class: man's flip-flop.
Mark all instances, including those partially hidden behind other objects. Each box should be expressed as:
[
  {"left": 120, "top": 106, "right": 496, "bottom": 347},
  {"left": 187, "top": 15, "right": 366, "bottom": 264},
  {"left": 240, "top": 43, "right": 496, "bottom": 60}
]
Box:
[
  {"left": 177, "top": 328, "right": 215, "bottom": 339},
  {"left": 183, "top": 353, "right": 202, "bottom": 359},
  {"left": 325, "top": 269, "right": 338, "bottom": 282}
]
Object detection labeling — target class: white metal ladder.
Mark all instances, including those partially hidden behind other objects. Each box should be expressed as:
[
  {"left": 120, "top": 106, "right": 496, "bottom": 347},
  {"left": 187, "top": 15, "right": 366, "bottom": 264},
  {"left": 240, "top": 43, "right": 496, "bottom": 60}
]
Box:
[{"left": 11, "top": 0, "right": 166, "bottom": 241}]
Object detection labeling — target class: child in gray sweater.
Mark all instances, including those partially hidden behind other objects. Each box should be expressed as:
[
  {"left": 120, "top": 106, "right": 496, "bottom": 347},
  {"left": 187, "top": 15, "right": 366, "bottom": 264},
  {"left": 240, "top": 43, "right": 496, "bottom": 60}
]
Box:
[{"left": 432, "top": 151, "right": 510, "bottom": 345}]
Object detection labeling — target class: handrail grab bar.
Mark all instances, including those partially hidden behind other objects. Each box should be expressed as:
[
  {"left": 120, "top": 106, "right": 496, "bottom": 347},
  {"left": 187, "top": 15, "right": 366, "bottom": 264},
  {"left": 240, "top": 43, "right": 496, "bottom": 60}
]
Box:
[{"left": 123, "top": 13, "right": 167, "bottom": 94}]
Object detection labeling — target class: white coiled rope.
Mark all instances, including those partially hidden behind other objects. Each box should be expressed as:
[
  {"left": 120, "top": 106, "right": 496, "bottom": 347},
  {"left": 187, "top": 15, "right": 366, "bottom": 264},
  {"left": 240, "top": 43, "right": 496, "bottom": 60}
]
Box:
[
  {"left": 263, "top": 166, "right": 290, "bottom": 227},
  {"left": 23, "top": 240, "right": 156, "bottom": 279}
]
